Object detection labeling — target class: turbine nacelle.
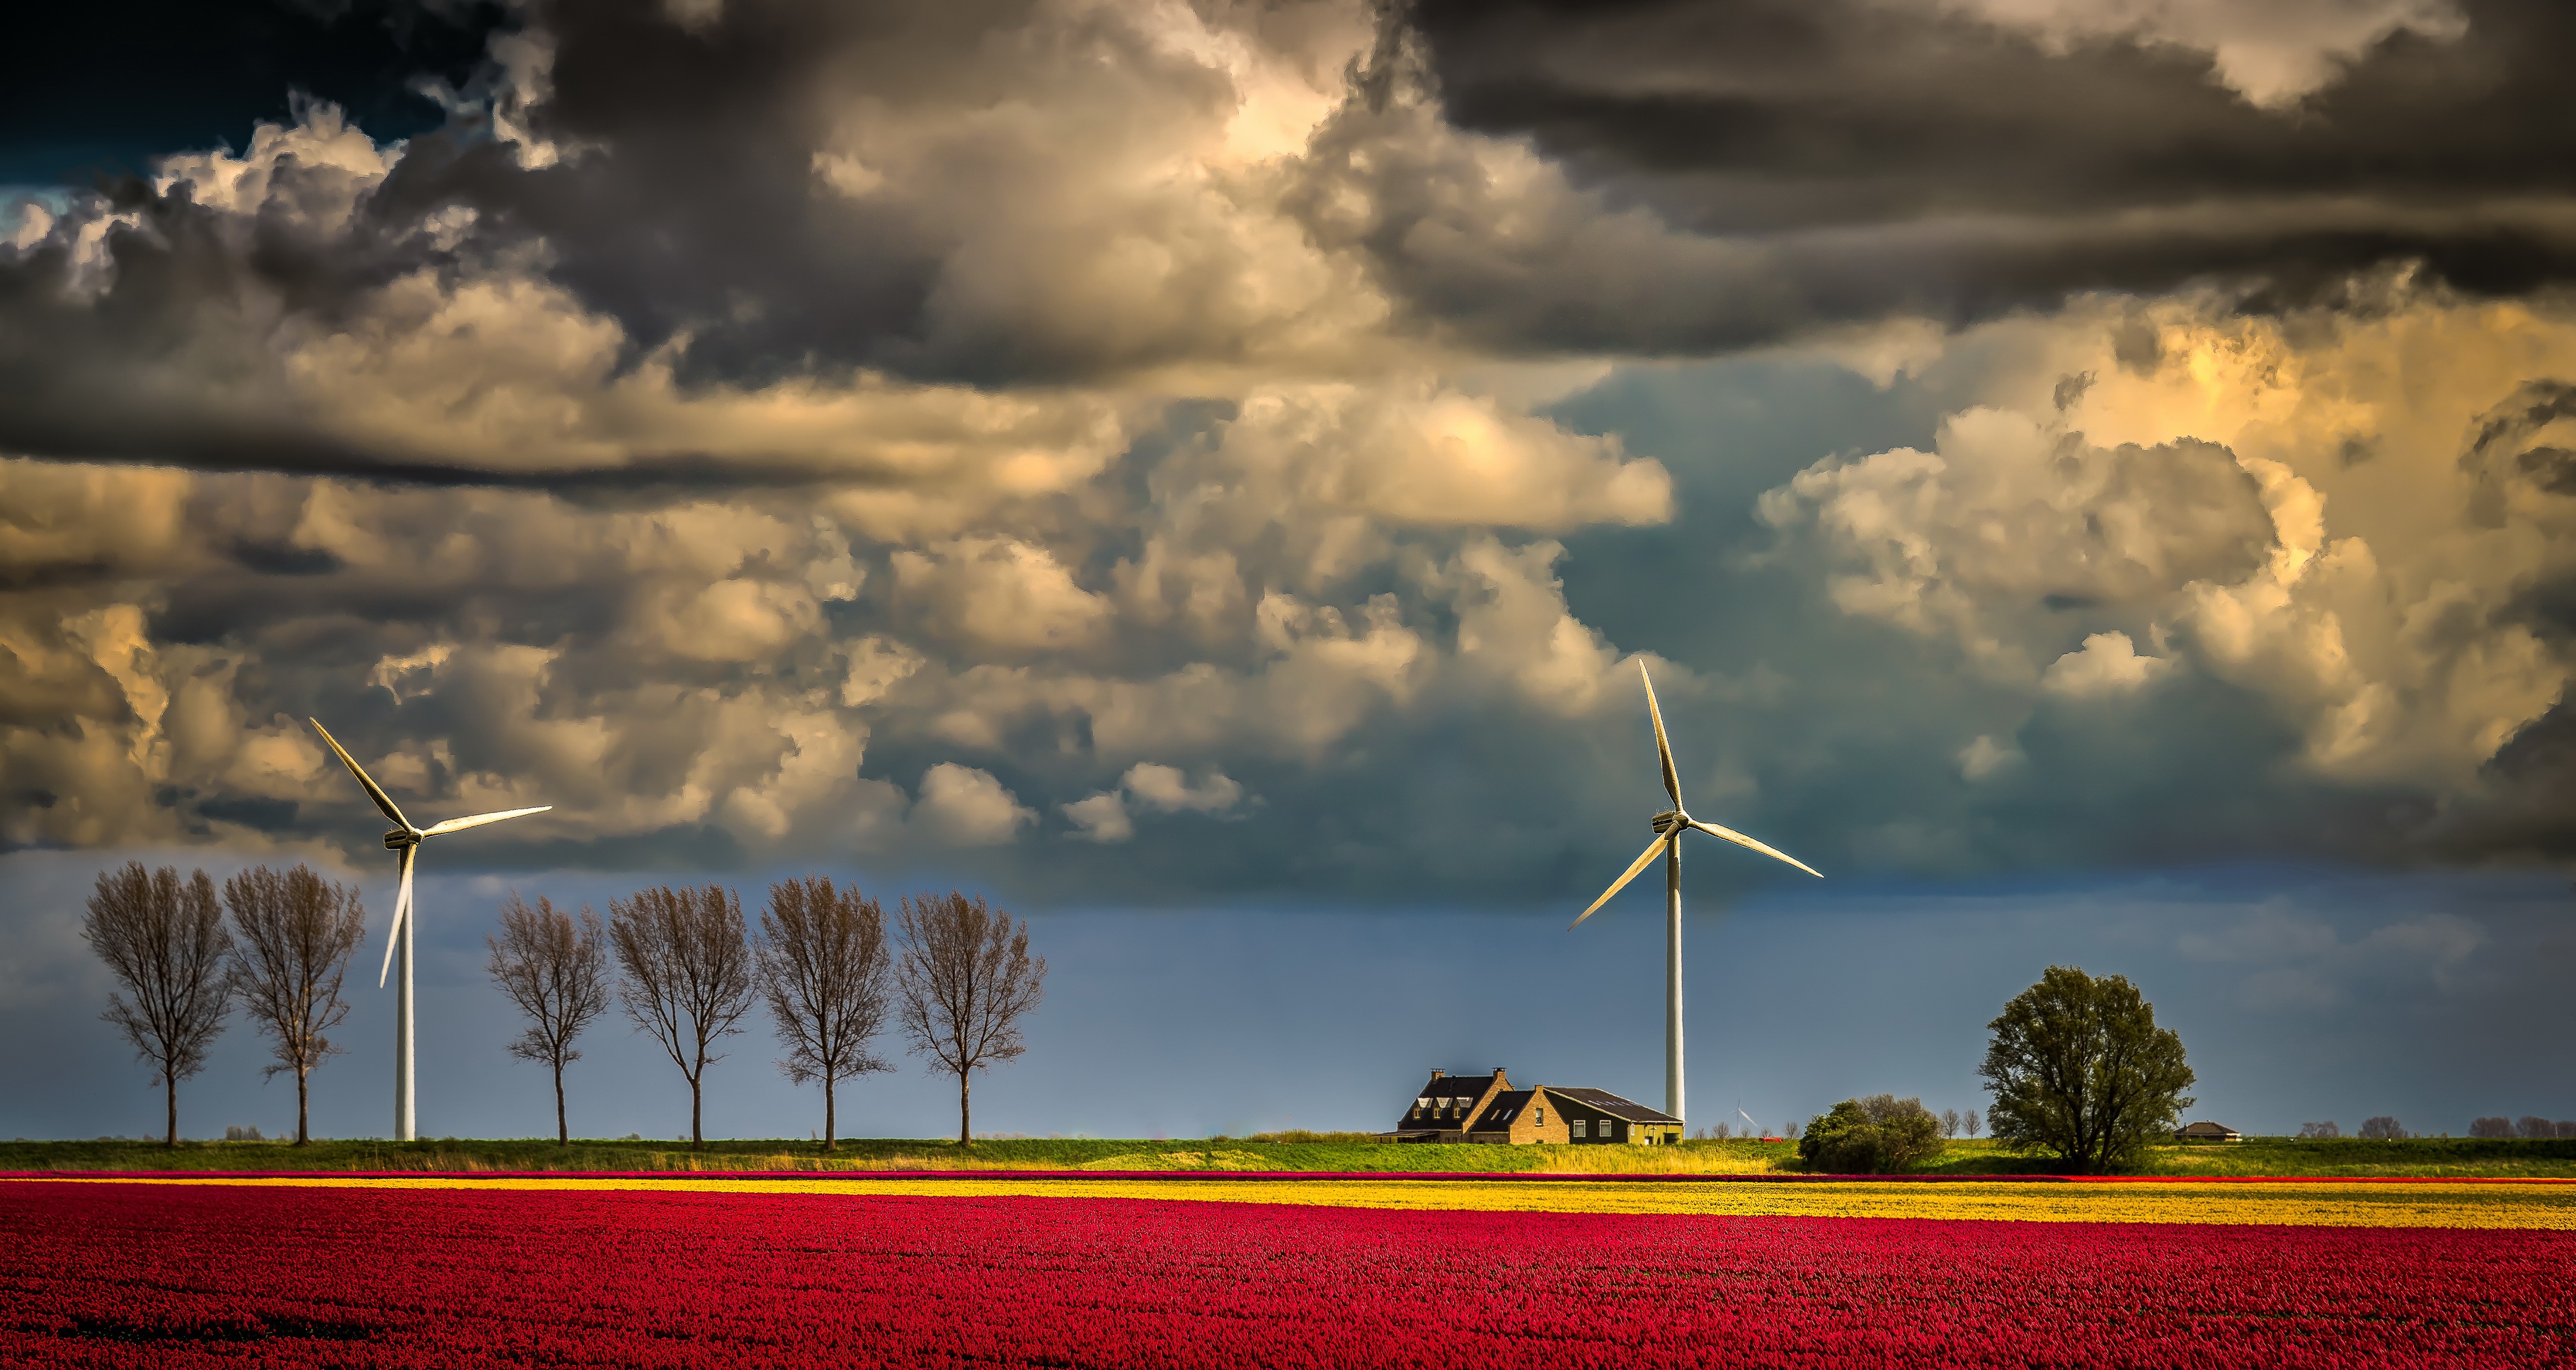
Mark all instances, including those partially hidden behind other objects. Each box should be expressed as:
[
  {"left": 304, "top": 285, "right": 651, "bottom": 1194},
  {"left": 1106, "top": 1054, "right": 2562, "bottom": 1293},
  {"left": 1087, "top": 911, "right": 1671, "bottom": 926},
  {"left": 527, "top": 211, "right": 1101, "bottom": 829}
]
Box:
[
  {"left": 1651, "top": 809, "right": 1688, "bottom": 835},
  {"left": 384, "top": 828, "right": 420, "bottom": 850}
]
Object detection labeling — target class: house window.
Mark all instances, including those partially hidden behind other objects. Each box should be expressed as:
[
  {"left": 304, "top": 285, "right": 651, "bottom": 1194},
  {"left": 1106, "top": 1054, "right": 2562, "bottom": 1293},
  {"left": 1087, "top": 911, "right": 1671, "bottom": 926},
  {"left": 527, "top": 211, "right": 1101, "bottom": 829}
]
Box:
[
  {"left": 1535, "top": 1107, "right": 1545, "bottom": 1126},
  {"left": 1572, "top": 1120, "right": 1586, "bottom": 1139}
]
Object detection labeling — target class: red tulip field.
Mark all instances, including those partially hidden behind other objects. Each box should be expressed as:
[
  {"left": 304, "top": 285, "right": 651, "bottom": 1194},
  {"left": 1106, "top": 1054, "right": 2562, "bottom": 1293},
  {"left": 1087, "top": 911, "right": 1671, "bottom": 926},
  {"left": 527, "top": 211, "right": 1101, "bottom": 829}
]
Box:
[{"left": 3, "top": 1177, "right": 2572, "bottom": 1366}]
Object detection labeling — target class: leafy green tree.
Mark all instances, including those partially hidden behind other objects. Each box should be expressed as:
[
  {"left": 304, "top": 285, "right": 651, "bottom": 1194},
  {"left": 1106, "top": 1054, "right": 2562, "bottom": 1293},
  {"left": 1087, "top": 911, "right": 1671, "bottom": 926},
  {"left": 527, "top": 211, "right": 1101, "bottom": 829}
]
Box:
[
  {"left": 1979, "top": 966, "right": 2194, "bottom": 1172},
  {"left": 1798, "top": 1094, "right": 1946, "bottom": 1173}
]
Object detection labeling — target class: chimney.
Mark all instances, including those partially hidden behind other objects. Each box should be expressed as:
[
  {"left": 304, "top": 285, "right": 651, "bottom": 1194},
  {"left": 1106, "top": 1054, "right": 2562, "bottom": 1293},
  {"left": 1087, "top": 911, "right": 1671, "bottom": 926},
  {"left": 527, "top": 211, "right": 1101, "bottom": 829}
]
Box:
[{"left": 1430, "top": 1069, "right": 1444, "bottom": 1079}]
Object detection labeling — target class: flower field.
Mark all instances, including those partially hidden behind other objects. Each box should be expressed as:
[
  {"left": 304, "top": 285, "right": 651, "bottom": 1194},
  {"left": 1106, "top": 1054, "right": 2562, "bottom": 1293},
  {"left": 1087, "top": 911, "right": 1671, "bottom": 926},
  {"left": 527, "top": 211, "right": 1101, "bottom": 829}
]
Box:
[
  {"left": 4, "top": 1177, "right": 2573, "bottom": 1366},
  {"left": 44, "top": 1168, "right": 2576, "bottom": 1227}
]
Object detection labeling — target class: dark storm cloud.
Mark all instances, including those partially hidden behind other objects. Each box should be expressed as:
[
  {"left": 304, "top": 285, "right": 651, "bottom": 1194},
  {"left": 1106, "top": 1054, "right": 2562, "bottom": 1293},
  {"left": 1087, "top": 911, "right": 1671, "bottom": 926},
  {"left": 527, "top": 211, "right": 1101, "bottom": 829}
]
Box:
[
  {"left": 0, "top": 181, "right": 860, "bottom": 489},
  {"left": 376, "top": 0, "right": 963, "bottom": 384},
  {"left": 1307, "top": 0, "right": 2576, "bottom": 355},
  {"left": 0, "top": 0, "right": 503, "bottom": 185},
  {"left": 2437, "top": 700, "right": 2576, "bottom": 864},
  {"left": 370, "top": 0, "right": 1306, "bottom": 387}
]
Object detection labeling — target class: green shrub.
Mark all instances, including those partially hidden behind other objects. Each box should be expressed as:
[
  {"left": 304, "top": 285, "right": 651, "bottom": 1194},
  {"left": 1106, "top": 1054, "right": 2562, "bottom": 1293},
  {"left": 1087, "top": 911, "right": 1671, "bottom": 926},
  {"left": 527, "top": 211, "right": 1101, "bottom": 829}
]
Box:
[{"left": 1799, "top": 1095, "right": 1945, "bottom": 1173}]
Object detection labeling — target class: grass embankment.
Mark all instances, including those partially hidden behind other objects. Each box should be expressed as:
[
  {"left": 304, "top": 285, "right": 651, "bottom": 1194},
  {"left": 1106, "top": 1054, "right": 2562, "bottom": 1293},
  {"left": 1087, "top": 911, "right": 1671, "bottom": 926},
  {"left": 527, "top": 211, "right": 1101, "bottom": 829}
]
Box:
[
  {"left": 2141, "top": 1136, "right": 2576, "bottom": 1180},
  {"left": 8, "top": 1134, "right": 2571, "bottom": 1177},
  {"left": 0, "top": 1135, "right": 1798, "bottom": 1175}
]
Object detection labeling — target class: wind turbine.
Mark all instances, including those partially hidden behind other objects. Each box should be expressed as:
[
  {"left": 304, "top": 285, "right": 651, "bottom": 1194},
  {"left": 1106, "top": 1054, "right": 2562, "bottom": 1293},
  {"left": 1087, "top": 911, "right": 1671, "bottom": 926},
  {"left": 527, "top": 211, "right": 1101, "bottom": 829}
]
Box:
[
  {"left": 1570, "top": 662, "right": 1820, "bottom": 1128},
  {"left": 309, "top": 719, "right": 549, "bottom": 1142}
]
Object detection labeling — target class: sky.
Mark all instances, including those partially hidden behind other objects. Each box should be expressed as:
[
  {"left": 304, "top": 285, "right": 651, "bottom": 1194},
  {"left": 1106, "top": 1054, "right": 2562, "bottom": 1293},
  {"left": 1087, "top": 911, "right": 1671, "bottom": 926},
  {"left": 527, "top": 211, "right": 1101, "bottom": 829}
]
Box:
[{"left": 3, "top": 0, "right": 2572, "bottom": 1144}]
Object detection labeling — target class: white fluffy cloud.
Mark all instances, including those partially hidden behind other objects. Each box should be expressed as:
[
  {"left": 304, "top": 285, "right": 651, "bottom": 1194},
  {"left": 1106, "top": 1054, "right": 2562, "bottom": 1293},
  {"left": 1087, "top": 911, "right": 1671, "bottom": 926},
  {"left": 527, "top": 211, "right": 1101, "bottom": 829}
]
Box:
[
  {"left": 2043, "top": 632, "right": 2172, "bottom": 699},
  {"left": 1121, "top": 763, "right": 1243, "bottom": 815},
  {"left": 1773, "top": 290, "right": 2576, "bottom": 789},
  {"left": 892, "top": 537, "right": 1114, "bottom": 653},
  {"left": 912, "top": 763, "right": 1036, "bottom": 847}
]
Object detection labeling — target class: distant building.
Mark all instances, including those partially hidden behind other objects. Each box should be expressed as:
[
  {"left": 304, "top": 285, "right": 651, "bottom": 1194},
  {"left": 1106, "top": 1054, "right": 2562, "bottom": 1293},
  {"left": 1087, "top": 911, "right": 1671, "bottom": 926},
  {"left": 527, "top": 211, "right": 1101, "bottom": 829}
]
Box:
[
  {"left": 2175, "top": 1121, "right": 2242, "bottom": 1142},
  {"left": 1384, "top": 1068, "right": 1684, "bottom": 1145}
]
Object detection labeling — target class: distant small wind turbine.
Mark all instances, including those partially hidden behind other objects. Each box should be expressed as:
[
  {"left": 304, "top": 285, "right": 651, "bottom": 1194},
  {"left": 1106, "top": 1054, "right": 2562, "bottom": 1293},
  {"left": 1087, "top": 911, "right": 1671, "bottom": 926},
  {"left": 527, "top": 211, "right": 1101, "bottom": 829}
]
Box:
[
  {"left": 1571, "top": 662, "right": 1819, "bottom": 1128},
  {"left": 309, "top": 719, "right": 549, "bottom": 1142}
]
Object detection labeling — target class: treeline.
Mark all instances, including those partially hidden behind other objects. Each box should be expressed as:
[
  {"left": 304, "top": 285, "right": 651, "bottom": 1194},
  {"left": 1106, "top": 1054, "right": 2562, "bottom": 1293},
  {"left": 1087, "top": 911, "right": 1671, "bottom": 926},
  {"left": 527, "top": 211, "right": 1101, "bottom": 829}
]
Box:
[
  {"left": 494, "top": 879, "right": 1043, "bottom": 1150},
  {"left": 1688, "top": 1109, "right": 1983, "bottom": 1144},
  {"left": 2300, "top": 1117, "right": 2576, "bottom": 1140},
  {"left": 79, "top": 862, "right": 1043, "bottom": 1150}
]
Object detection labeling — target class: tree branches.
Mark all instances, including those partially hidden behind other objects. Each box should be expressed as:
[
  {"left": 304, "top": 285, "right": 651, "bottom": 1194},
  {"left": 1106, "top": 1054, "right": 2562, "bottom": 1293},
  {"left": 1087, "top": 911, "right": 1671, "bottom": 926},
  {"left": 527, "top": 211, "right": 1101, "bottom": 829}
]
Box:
[
  {"left": 757, "top": 877, "right": 892, "bottom": 1152},
  {"left": 896, "top": 892, "right": 1045, "bottom": 1147},
  {"left": 223, "top": 864, "right": 366, "bottom": 1146},
  {"left": 81, "top": 863, "right": 233, "bottom": 1147},
  {"left": 488, "top": 894, "right": 611, "bottom": 1146},
  {"left": 609, "top": 884, "right": 753, "bottom": 1151}
]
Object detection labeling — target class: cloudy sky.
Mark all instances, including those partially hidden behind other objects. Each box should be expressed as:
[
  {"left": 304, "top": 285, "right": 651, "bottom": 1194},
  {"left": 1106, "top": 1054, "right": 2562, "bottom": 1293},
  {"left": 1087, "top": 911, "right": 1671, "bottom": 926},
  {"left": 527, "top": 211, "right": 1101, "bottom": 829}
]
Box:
[{"left": 4, "top": 0, "right": 2572, "bottom": 1144}]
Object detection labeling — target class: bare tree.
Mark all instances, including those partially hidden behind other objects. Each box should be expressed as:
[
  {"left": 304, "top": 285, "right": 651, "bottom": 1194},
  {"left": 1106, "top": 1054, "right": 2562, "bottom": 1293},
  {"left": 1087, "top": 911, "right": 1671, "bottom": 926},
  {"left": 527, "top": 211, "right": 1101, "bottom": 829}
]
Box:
[
  {"left": 609, "top": 884, "right": 753, "bottom": 1151},
  {"left": 757, "top": 877, "right": 893, "bottom": 1151},
  {"left": 488, "top": 894, "right": 612, "bottom": 1146},
  {"left": 81, "top": 864, "right": 234, "bottom": 1146},
  {"left": 2359, "top": 1115, "right": 2408, "bottom": 1139},
  {"left": 2298, "top": 1120, "right": 2342, "bottom": 1139},
  {"left": 224, "top": 864, "right": 367, "bottom": 1146},
  {"left": 895, "top": 892, "right": 1046, "bottom": 1146},
  {"left": 1962, "top": 1109, "right": 1981, "bottom": 1139},
  {"left": 1941, "top": 1107, "right": 1961, "bottom": 1139}
]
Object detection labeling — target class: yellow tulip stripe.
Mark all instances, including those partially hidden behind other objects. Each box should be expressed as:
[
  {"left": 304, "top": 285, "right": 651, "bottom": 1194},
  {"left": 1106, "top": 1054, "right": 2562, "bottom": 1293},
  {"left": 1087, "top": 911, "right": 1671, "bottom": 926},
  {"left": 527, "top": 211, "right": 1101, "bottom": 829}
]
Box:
[{"left": 28, "top": 1172, "right": 2576, "bottom": 1229}]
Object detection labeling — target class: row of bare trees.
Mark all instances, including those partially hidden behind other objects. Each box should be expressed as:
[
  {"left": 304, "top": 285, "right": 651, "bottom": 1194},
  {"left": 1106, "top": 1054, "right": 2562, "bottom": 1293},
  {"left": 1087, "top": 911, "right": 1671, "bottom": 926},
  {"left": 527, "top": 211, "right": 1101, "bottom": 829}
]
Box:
[
  {"left": 84, "top": 860, "right": 1043, "bottom": 1151},
  {"left": 487, "top": 880, "right": 1044, "bottom": 1149},
  {"left": 81, "top": 862, "right": 367, "bottom": 1147}
]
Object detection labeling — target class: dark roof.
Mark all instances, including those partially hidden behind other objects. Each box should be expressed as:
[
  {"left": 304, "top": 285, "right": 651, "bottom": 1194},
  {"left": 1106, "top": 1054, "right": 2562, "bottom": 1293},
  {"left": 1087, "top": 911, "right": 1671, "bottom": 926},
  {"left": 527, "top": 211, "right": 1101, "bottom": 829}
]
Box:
[
  {"left": 1544, "top": 1088, "right": 1681, "bottom": 1125},
  {"left": 1398, "top": 1072, "right": 1504, "bottom": 1129},
  {"left": 1416, "top": 1072, "right": 1502, "bottom": 1098},
  {"left": 1468, "top": 1090, "right": 1537, "bottom": 1129},
  {"left": 2176, "top": 1121, "right": 2240, "bottom": 1137}
]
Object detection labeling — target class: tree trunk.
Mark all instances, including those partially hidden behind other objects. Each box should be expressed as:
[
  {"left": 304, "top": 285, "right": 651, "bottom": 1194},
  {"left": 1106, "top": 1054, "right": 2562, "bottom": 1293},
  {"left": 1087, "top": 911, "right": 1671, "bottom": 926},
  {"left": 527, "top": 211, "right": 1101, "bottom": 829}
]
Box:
[
  {"left": 690, "top": 1073, "right": 703, "bottom": 1152},
  {"left": 295, "top": 1069, "right": 310, "bottom": 1146},
  {"left": 554, "top": 1061, "right": 568, "bottom": 1147},
  {"left": 164, "top": 1070, "right": 178, "bottom": 1148},
  {"left": 957, "top": 1070, "right": 971, "bottom": 1147},
  {"left": 823, "top": 1078, "right": 837, "bottom": 1153}
]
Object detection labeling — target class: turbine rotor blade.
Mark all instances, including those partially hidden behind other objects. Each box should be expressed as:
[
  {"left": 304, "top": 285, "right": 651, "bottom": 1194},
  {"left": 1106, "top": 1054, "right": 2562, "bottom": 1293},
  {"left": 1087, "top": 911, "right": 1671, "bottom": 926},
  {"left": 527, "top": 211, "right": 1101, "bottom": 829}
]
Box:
[
  {"left": 1686, "top": 819, "right": 1823, "bottom": 878},
  {"left": 1569, "top": 833, "right": 1673, "bottom": 930},
  {"left": 377, "top": 844, "right": 416, "bottom": 988},
  {"left": 420, "top": 806, "right": 552, "bottom": 837},
  {"left": 309, "top": 719, "right": 413, "bottom": 833},
  {"left": 1639, "top": 661, "right": 1683, "bottom": 810}
]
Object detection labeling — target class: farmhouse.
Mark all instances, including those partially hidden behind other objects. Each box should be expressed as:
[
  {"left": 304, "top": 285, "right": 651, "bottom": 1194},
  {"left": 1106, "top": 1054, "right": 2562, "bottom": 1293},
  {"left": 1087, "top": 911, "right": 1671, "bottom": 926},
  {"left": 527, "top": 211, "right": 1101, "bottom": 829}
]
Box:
[
  {"left": 2175, "top": 1121, "right": 2243, "bottom": 1141},
  {"left": 1385, "top": 1068, "right": 1684, "bottom": 1145}
]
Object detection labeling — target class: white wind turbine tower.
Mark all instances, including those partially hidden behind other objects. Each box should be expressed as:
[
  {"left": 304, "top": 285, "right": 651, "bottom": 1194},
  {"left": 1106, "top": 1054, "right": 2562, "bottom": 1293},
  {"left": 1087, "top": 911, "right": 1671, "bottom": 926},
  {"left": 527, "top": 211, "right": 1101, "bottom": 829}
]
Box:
[
  {"left": 310, "top": 719, "right": 550, "bottom": 1142},
  {"left": 1569, "top": 662, "right": 1821, "bottom": 1128}
]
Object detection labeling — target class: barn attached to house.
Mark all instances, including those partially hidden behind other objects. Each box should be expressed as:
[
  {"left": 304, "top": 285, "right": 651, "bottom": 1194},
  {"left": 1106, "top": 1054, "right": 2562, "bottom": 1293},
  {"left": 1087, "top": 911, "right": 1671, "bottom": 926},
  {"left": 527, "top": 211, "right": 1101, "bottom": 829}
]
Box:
[{"left": 1385, "top": 1068, "right": 1683, "bottom": 1145}]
